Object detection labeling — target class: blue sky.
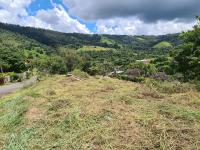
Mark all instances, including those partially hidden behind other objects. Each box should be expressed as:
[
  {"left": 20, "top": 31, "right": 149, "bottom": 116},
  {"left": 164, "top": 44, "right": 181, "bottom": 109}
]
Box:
[
  {"left": 27, "top": 0, "right": 96, "bottom": 32},
  {"left": 0, "top": 0, "right": 197, "bottom": 35},
  {"left": 27, "top": 0, "right": 55, "bottom": 14}
]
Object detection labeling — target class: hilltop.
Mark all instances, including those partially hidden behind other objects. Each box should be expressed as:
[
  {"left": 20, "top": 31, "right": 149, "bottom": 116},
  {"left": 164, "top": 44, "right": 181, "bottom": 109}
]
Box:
[{"left": 0, "top": 22, "right": 180, "bottom": 51}]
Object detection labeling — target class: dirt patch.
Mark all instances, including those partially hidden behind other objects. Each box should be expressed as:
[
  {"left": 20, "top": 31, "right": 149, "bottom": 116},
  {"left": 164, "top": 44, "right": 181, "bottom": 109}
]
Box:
[
  {"left": 25, "top": 107, "right": 45, "bottom": 120},
  {"left": 25, "top": 96, "right": 46, "bottom": 105},
  {"left": 25, "top": 96, "right": 46, "bottom": 120}
]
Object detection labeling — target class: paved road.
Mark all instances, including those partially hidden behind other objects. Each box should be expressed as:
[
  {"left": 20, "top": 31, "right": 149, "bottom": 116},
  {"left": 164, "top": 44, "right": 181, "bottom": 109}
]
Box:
[{"left": 0, "top": 77, "right": 37, "bottom": 98}]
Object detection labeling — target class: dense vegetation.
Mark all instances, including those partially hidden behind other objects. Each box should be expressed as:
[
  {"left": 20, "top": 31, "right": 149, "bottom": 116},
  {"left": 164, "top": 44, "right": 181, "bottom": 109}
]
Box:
[
  {"left": 0, "top": 22, "right": 180, "bottom": 75},
  {"left": 0, "top": 17, "right": 199, "bottom": 84},
  {"left": 153, "top": 17, "right": 200, "bottom": 82},
  {"left": 173, "top": 17, "right": 200, "bottom": 81}
]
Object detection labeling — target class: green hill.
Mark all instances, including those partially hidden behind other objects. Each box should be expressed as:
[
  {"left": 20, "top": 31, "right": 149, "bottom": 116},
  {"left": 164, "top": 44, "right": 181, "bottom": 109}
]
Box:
[
  {"left": 0, "top": 22, "right": 181, "bottom": 74},
  {"left": 0, "top": 22, "right": 180, "bottom": 51},
  {"left": 0, "top": 28, "right": 51, "bottom": 72},
  {"left": 153, "top": 41, "right": 173, "bottom": 49}
]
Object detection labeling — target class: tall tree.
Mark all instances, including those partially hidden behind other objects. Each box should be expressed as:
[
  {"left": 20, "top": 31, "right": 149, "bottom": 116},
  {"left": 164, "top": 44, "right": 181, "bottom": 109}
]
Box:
[{"left": 174, "top": 16, "right": 200, "bottom": 81}]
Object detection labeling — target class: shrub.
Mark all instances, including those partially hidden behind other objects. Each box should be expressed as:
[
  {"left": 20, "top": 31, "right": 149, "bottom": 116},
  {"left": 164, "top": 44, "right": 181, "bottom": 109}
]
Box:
[
  {"left": 173, "top": 73, "right": 184, "bottom": 81},
  {"left": 119, "top": 75, "right": 145, "bottom": 83},
  {"left": 146, "top": 79, "right": 193, "bottom": 94},
  {"left": 127, "top": 68, "right": 142, "bottom": 79},
  {"left": 0, "top": 75, "right": 4, "bottom": 85},
  {"left": 158, "top": 82, "right": 192, "bottom": 94},
  {"left": 195, "top": 81, "right": 200, "bottom": 91},
  {"left": 152, "top": 72, "right": 169, "bottom": 81},
  {"left": 26, "top": 71, "right": 32, "bottom": 79},
  {"left": 9, "top": 73, "right": 20, "bottom": 82},
  {"left": 71, "top": 69, "right": 89, "bottom": 79},
  {"left": 134, "top": 77, "right": 145, "bottom": 83}
]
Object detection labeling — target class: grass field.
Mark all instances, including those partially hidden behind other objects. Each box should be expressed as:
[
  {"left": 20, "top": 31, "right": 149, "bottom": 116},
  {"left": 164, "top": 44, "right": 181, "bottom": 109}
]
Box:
[
  {"left": 0, "top": 75, "right": 200, "bottom": 149},
  {"left": 78, "top": 46, "right": 115, "bottom": 52},
  {"left": 153, "top": 41, "right": 173, "bottom": 49}
]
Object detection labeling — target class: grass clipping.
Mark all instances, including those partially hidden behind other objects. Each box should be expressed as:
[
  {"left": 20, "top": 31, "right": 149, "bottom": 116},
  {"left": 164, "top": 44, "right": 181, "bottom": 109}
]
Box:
[{"left": 0, "top": 75, "right": 200, "bottom": 149}]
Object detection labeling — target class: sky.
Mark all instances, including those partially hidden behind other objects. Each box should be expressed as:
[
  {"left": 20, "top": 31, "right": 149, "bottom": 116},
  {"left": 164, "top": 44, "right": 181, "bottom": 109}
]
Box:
[{"left": 0, "top": 0, "right": 198, "bottom": 35}]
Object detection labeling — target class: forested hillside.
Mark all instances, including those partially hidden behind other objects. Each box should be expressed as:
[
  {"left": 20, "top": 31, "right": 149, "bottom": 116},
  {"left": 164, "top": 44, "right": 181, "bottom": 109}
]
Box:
[
  {"left": 0, "top": 22, "right": 180, "bottom": 50},
  {"left": 0, "top": 18, "right": 199, "bottom": 83},
  {"left": 0, "top": 22, "right": 180, "bottom": 74}
]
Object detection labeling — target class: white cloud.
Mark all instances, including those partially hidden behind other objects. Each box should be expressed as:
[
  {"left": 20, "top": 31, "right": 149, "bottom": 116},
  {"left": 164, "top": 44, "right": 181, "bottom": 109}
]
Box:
[
  {"left": 0, "top": 0, "right": 90, "bottom": 34},
  {"left": 35, "top": 5, "right": 90, "bottom": 33},
  {"left": 96, "top": 17, "right": 195, "bottom": 35},
  {"left": 0, "top": 0, "right": 195, "bottom": 35},
  {"left": 0, "top": 0, "right": 32, "bottom": 24}
]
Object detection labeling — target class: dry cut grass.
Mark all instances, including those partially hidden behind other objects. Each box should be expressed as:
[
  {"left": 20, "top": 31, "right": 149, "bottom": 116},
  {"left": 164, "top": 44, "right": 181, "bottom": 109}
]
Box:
[{"left": 0, "top": 75, "right": 200, "bottom": 149}]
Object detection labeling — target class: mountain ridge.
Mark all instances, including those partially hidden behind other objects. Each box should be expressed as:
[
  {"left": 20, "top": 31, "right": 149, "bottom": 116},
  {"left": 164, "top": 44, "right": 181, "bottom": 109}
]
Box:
[{"left": 0, "top": 22, "right": 181, "bottom": 51}]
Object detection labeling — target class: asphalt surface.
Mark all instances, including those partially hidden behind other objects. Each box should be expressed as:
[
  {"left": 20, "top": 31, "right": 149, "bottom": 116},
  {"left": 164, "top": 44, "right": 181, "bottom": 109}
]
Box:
[{"left": 0, "top": 76, "right": 37, "bottom": 98}]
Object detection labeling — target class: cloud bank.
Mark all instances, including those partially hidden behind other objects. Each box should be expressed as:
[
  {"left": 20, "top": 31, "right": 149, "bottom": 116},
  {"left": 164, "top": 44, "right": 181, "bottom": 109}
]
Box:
[
  {"left": 96, "top": 17, "right": 195, "bottom": 35},
  {"left": 63, "top": 0, "right": 197, "bottom": 35},
  {"left": 64, "top": 0, "right": 200, "bottom": 22},
  {"left": 0, "top": 0, "right": 197, "bottom": 35}
]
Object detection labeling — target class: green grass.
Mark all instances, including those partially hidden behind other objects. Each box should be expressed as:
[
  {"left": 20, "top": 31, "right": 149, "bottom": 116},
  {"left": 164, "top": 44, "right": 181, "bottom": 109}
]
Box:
[
  {"left": 0, "top": 76, "right": 200, "bottom": 149},
  {"left": 78, "top": 46, "right": 115, "bottom": 52},
  {"left": 100, "top": 36, "right": 116, "bottom": 45},
  {"left": 5, "top": 128, "right": 36, "bottom": 150},
  {"left": 136, "top": 37, "right": 146, "bottom": 42},
  {"left": 153, "top": 41, "right": 173, "bottom": 49}
]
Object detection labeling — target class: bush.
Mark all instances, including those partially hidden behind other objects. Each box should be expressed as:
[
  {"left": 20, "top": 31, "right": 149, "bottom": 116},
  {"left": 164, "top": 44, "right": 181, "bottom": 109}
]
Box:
[
  {"left": 26, "top": 71, "right": 32, "bottom": 79},
  {"left": 158, "top": 82, "right": 192, "bottom": 94},
  {"left": 152, "top": 72, "right": 169, "bottom": 81},
  {"left": 127, "top": 68, "right": 142, "bottom": 79},
  {"left": 10, "top": 73, "right": 20, "bottom": 82},
  {"left": 5, "top": 72, "right": 24, "bottom": 82},
  {"left": 146, "top": 79, "right": 192, "bottom": 94},
  {"left": 173, "top": 73, "right": 184, "bottom": 82},
  {"left": 71, "top": 69, "right": 89, "bottom": 79},
  {"left": 195, "top": 81, "right": 200, "bottom": 91},
  {"left": 0, "top": 75, "right": 4, "bottom": 85},
  {"left": 135, "top": 77, "right": 145, "bottom": 83},
  {"left": 119, "top": 75, "right": 145, "bottom": 83},
  {"left": 0, "top": 72, "right": 21, "bottom": 84}
]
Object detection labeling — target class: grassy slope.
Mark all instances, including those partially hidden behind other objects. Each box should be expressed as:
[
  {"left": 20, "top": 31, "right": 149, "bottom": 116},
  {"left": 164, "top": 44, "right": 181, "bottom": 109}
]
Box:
[
  {"left": 78, "top": 46, "right": 115, "bottom": 52},
  {"left": 153, "top": 41, "right": 173, "bottom": 49},
  {"left": 0, "top": 76, "right": 200, "bottom": 149},
  {"left": 100, "top": 36, "right": 116, "bottom": 45}
]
